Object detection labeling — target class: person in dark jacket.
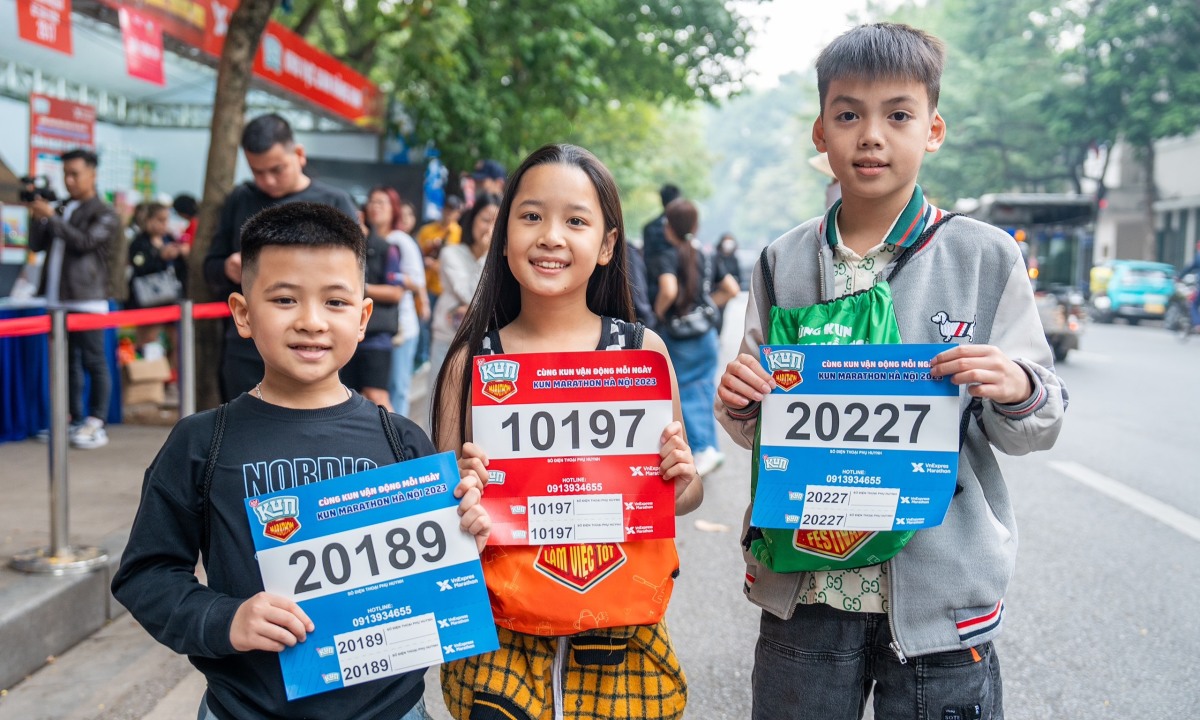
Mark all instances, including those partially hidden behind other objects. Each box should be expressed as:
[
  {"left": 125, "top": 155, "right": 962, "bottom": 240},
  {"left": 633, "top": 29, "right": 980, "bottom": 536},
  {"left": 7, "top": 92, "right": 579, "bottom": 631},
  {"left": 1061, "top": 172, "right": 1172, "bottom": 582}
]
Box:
[
  {"left": 27, "top": 148, "right": 120, "bottom": 449},
  {"left": 203, "top": 113, "right": 357, "bottom": 402}
]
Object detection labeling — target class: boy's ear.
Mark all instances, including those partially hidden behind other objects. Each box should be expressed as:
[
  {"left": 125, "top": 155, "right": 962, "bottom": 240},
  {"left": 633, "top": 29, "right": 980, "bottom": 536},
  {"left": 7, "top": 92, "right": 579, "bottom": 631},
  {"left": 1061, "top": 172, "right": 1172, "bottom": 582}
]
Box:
[
  {"left": 229, "top": 292, "right": 252, "bottom": 340},
  {"left": 598, "top": 228, "right": 617, "bottom": 266},
  {"left": 926, "top": 111, "right": 947, "bottom": 153},
  {"left": 358, "top": 297, "right": 373, "bottom": 342},
  {"left": 812, "top": 115, "right": 828, "bottom": 153}
]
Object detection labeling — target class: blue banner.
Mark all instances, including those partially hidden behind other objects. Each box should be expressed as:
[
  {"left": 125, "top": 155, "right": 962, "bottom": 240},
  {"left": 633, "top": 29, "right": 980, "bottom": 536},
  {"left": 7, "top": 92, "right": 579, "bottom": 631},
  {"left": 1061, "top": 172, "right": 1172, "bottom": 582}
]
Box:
[
  {"left": 245, "top": 451, "right": 499, "bottom": 700},
  {"left": 752, "top": 344, "right": 961, "bottom": 532}
]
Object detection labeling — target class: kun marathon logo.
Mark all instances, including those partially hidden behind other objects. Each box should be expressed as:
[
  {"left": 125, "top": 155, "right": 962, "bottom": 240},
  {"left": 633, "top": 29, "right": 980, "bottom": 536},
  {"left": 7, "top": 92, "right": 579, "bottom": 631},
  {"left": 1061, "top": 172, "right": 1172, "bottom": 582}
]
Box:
[
  {"left": 249, "top": 495, "right": 302, "bottom": 542},
  {"left": 478, "top": 359, "right": 520, "bottom": 403},
  {"left": 763, "top": 348, "right": 805, "bottom": 391},
  {"left": 763, "top": 455, "right": 789, "bottom": 472}
]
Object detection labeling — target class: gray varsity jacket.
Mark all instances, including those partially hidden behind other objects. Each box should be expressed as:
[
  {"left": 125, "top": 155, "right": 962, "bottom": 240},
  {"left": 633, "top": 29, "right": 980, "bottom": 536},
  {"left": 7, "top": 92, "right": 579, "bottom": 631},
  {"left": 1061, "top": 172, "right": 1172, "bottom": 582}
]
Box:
[{"left": 716, "top": 214, "right": 1068, "bottom": 659}]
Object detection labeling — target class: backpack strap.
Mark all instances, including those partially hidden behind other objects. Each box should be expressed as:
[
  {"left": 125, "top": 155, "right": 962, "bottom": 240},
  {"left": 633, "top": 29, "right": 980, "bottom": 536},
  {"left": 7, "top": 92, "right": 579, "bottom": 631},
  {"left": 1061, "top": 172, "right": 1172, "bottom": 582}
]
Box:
[
  {"left": 201, "top": 403, "right": 228, "bottom": 560},
  {"left": 758, "top": 248, "right": 778, "bottom": 309},
  {"left": 630, "top": 320, "right": 645, "bottom": 350},
  {"left": 886, "top": 212, "right": 961, "bottom": 282},
  {"left": 377, "top": 404, "right": 408, "bottom": 463}
]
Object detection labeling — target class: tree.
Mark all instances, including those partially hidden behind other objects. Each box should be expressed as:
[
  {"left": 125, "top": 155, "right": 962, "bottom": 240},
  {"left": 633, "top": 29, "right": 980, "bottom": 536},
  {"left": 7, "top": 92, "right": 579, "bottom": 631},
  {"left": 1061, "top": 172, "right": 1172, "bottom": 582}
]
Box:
[
  {"left": 1056, "top": 0, "right": 1200, "bottom": 259},
  {"left": 877, "top": 0, "right": 1083, "bottom": 202},
  {"left": 191, "top": 0, "right": 279, "bottom": 409},
  {"left": 281, "top": 0, "right": 761, "bottom": 176}
]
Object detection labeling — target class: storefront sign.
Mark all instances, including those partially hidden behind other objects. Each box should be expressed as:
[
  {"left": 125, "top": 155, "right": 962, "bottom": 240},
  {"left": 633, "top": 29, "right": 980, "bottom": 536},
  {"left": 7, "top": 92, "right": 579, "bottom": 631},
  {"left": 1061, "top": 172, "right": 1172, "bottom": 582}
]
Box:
[
  {"left": 119, "top": 7, "right": 166, "bottom": 86},
  {"left": 28, "top": 94, "right": 96, "bottom": 199},
  {"left": 96, "top": 0, "right": 381, "bottom": 128},
  {"left": 16, "top": 0, "right": 74, "bottom": 55}
]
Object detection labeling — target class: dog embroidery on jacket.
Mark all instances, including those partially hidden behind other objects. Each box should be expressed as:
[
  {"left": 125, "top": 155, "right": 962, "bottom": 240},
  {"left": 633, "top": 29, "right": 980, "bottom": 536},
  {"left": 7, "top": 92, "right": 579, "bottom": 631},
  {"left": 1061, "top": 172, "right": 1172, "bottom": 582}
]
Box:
[{"left": 930, "top": 311, "right": 976, "bottom": 342}]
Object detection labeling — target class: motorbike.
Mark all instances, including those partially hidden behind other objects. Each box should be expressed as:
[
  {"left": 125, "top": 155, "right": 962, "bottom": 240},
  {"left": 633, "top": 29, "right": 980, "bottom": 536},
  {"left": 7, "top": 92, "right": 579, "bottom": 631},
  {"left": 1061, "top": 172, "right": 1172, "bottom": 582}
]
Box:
[
  {"left": 1036, "top": 286, "right": 1086, "bottom": 362},
  {"left": 1164, "top": 272, "right": 1198, "bottom": 339}
]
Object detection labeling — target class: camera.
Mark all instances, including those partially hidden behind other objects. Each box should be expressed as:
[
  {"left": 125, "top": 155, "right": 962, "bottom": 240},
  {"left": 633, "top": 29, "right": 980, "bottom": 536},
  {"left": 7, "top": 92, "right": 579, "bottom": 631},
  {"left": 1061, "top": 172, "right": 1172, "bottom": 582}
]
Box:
[{"left": 19, "top": 175, "right": 57, "bottom": 203}]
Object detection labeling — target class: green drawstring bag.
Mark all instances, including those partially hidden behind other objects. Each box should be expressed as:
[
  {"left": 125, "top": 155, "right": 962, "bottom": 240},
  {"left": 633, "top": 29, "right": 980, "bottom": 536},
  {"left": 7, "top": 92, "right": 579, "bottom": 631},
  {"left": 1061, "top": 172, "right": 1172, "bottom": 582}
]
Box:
[{"left": 745, "top": 255, "right": 916, "bottom": 573}]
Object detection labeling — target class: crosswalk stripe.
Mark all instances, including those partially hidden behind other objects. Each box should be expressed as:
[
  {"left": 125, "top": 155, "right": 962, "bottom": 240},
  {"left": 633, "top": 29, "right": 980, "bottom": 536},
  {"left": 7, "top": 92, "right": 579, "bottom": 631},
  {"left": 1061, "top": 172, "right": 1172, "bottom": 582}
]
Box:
[{"left": 1048, "top": 460, "right": 1200, "bottom": 543}]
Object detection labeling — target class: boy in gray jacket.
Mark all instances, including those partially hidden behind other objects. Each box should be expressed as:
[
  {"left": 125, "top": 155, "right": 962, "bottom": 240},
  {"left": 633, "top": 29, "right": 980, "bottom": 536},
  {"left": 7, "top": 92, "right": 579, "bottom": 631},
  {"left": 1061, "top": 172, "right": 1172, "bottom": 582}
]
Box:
[{"left": 715, "top": 23, "right": 1066, "bottom": 720}]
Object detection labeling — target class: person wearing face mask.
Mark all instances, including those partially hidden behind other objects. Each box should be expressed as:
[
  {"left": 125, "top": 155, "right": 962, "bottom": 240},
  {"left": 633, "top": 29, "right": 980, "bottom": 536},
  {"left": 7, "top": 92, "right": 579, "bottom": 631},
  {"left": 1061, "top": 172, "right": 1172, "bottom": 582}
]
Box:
[{"left": 713, "top": 232, "right": 743, "bottom": 333}]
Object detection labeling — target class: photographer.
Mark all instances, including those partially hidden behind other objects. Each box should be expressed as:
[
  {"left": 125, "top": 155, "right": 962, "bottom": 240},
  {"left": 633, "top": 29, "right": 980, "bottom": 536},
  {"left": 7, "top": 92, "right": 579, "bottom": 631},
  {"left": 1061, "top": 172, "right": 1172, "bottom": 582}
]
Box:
[{"left": 27, "top": 148, "right": 120, "bottom": 450}]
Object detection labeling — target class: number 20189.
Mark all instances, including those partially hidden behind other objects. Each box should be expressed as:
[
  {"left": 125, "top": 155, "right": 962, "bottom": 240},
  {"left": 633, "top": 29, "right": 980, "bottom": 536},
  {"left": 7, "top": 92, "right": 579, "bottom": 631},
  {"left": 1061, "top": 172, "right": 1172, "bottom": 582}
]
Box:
[
  {"left": 786, "top": 402, "right": 930, "bottom": 444},
  {"left": 288, "top": 521, "right": 446, "bottom": 596}
]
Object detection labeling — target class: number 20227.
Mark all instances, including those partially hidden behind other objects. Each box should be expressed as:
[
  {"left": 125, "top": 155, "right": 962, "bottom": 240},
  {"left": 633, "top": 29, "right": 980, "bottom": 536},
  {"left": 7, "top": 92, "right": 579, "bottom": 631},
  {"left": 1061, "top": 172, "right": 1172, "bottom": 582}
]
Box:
[
  {"left": 786, "top": 401, "right": 930, "bottom": 444},
  {"left": 500, "top": 408, "right": 644, "bottom": 453},
  {"left": 288, "top": 521, "right": 446, "bottom": 596}
]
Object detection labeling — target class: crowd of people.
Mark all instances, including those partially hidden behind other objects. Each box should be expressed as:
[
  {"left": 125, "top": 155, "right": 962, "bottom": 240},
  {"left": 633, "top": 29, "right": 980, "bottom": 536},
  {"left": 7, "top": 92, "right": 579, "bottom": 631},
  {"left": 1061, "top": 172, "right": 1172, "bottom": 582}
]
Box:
[{"left": 24, "top": 20, "right": 1070, "bottom": 720}]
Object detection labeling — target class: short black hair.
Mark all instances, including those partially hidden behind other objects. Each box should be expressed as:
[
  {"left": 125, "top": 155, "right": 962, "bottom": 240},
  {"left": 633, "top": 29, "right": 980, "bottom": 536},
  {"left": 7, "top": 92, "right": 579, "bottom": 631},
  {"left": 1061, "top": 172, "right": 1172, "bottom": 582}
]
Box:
[
  {"left": 241, "top": 113, "right": 295, "bottom": 154},
  {"left": 816, "top": 22, "right": 945, "bottom": 113},
  {"left": 61, "top": 148, "right": 98, "bottom": 167},
  {"left": 659, "top": 183, "right": 681, "bottom": 208},
  {"left": 240, "top": 202, "right": 366, "bottom": 284},
  {"left": 172, "top": 194, "right": 199, "bottom": 218}
]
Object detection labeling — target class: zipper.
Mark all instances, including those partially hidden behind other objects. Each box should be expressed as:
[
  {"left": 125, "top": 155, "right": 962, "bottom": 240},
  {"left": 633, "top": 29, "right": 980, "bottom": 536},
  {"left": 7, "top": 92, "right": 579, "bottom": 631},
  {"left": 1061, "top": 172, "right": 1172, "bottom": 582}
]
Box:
[
  {"left": 817, "top": 242, "right": 827, "bottom": 301},
  {"left": 885, "top": 561, "right": 908, "bottom": 664},
  {"left": 552, "top": 636, "right": 567, "bottom": 720}
]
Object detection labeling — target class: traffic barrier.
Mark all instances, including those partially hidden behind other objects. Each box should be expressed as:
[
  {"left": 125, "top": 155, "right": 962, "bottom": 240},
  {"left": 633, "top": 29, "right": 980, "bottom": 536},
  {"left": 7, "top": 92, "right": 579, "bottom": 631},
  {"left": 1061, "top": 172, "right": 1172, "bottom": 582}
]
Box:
[{"left": 5, "top": 301, "right": 231, "bottom": 574}]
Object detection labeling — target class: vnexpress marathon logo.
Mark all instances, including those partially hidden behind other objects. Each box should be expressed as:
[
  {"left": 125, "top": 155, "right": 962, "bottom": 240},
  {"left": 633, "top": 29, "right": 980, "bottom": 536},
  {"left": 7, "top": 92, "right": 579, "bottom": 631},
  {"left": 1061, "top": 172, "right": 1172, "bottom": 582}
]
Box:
[
  {"left": 249, "top": 495, "right": 302, "bottom": 542},
  {"left": 478, "top": 359, "right": 520, "bottom": 402},
  {"left": 763, "top": 348, "right": 806, "bottom": 390}
]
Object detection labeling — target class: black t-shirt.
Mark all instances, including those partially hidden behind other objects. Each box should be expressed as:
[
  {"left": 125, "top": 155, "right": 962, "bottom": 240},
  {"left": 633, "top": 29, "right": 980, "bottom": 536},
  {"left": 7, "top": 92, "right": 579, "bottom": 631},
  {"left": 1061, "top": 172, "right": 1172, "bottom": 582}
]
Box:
[
  {"left": 112, "top": 393, "right": 434, "bottom": 720},
  {"left": 647, "top": 245, "right": 712, "bottom": 315}
]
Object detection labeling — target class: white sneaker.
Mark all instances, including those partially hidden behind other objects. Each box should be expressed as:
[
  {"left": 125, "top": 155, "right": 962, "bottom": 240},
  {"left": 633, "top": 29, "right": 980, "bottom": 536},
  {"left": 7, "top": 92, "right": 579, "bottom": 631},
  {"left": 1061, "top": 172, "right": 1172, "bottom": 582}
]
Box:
[
  {"left": 694, "top": 446, "right": 725, "bottom": 477},
  {"left": 70, "top": 418, "right": 109, "bottom": 450}
]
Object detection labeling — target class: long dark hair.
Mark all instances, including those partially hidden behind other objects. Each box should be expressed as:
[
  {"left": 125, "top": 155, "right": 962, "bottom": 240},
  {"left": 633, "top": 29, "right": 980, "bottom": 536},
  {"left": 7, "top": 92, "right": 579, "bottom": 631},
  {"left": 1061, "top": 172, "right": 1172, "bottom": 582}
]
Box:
[
  {"left": 460, "top": 192, "right": 503, "bottom": 248},
  {"left": 432, "top": 143, "right": 634, "bottom": 445},
  {"left": 665, "top": 198, "right": 700, "bottom": 315}
]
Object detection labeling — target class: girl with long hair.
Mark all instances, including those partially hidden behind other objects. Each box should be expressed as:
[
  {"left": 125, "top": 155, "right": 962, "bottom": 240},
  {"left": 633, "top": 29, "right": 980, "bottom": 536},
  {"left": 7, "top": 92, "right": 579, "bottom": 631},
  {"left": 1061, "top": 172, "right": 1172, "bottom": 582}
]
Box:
[{"left": 433, "top": 144, "right": 701, "bottom": 720}]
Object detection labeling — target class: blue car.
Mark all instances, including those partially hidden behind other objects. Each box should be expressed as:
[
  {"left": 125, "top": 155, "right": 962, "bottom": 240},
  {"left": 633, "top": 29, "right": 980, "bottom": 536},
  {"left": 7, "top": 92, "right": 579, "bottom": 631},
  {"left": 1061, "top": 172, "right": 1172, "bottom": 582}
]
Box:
[{"left": 1091, "top": 260, "right": 1177, "bottom": 324}]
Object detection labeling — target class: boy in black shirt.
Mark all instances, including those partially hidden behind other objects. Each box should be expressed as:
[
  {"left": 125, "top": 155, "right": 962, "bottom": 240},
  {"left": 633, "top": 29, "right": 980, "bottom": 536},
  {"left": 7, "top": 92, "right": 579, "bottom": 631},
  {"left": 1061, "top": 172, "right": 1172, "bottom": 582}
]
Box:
[{"left": 113, "top": 202, "right": 491, "bottom": 720}]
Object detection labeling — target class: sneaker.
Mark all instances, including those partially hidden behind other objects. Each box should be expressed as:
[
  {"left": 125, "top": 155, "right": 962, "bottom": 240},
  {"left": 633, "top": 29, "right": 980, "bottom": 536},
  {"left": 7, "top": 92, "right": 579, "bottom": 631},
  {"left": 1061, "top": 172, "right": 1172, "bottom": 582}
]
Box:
[
  {"left": 70, "top": 418, "right": 109, "bottom": 450},
  {"left": 694, "top": 446, "right": 725, "bottom": 478},
  {"left": 34, "top": 422, "right": 82, "bottom": 443}
]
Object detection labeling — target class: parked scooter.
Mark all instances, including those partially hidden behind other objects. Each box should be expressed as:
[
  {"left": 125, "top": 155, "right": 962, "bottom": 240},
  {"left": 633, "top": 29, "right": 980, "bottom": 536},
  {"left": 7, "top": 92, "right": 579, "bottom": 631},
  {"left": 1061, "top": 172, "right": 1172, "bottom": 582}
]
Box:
[{"left": 1164, "top": 272, "right": 1198, "bottom": 340}]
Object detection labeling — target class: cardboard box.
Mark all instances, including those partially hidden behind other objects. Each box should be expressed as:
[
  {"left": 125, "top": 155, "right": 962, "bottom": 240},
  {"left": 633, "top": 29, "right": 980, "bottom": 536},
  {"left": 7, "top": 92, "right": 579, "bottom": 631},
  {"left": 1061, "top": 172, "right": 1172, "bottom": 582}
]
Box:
[{"left": 123, "top": 357, "right": 172, "bottom": 407}]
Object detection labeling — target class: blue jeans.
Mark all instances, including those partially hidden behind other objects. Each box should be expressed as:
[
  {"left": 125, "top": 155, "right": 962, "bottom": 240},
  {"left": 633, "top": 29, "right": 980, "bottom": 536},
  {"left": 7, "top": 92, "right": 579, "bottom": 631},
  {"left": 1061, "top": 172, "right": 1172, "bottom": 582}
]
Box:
[
  {"left": 389, "top": 335, "right": 420, "bottom": 418},
  {"left": 661, "top": 327, "right": 719, "bottom": 451},
  {"left": 753, "top": 603, "right": 1003, "bottom": 720},
  {"left": 197, "top": 695, "right": 432, "bottom": 720}
]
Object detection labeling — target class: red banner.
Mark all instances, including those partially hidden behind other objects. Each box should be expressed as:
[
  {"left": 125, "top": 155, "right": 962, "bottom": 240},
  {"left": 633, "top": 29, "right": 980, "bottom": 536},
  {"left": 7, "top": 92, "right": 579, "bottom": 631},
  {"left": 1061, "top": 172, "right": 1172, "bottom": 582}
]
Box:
[
  {"left": 253, "top": 22, "right": 381, "bottom": 130},
  {"left": 16, "top": 0, "right": 74, "bottom": 55},
  {"left": 95, "top": 0, "right": 381, "bottom": 128},
  {"left": 119, "top": 7, "right": 166, "bottom": 85},
  {"left": 471, "top": 350, "right": 678, "bottom": 546},
  {"left": 29, "top": 94, "right": 96, "bottom": 197}
]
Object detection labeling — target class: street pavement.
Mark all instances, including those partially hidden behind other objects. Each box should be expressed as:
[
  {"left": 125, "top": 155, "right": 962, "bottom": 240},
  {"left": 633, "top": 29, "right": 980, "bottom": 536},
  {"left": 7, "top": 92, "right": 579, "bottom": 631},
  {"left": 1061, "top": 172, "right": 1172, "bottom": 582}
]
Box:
[{"left": 2, "top": 303, "right": 1198, "bottom": 718}]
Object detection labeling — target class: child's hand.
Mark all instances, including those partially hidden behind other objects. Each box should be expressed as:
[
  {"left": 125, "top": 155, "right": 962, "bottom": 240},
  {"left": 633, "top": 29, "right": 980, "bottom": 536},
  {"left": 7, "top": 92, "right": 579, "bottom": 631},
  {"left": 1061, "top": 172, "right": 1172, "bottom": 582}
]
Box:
[
  {"left": 230, "top": 592, "right": 314, "bottom": 653},
  {"left": 717, "top": 353, "right": 775, "bottom": 410},
  {"left": 660, "top": 421, "right": 699, "bottom": 512},
  {"left": 455, "top": 442, "right": 491, "bottom": 552},
  {"left": 930, "top": 345, "right": 1032, "bottom": 405}
]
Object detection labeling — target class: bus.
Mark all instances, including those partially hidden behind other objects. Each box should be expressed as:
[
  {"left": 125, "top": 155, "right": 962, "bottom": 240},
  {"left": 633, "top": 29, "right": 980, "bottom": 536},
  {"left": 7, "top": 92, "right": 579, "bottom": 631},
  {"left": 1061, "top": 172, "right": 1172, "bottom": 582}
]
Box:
[{"left": 962, "top": 193, "right": 1094, "bottom": 361}]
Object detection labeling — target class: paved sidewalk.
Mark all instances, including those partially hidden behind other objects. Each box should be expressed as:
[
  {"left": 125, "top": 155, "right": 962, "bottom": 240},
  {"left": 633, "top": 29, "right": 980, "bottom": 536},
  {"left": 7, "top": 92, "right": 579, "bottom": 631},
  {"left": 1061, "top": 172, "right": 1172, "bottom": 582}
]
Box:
[{"left": 0, "top": 365, "right": 432, "bottom": 693}]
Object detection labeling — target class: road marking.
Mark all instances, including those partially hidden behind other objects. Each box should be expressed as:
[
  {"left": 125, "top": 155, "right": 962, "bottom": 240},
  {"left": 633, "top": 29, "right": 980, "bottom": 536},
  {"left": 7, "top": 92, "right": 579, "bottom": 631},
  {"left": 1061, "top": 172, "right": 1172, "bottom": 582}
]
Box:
[{"left": 1048, "top": 461, "right": 1200, "bottom": 543}]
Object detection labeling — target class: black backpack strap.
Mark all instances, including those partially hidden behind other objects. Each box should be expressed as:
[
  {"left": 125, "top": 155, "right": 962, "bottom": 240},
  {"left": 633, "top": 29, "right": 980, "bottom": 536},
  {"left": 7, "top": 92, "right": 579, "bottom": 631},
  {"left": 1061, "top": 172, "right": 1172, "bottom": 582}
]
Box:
[
  {"left": 758, "top": 247, "right": 778, "bottom": 309},
  {"left": 887, "top": 212, "right": 961, "bottom": 282},
  {"left": 378, "top": 404, "right": 408, "bottom": 463},
  {"left": 631, "top": 321, "right": 645, "bottom": 350},
  {"left": 201, "top": 403, "right": 228, "bottom": 559}
]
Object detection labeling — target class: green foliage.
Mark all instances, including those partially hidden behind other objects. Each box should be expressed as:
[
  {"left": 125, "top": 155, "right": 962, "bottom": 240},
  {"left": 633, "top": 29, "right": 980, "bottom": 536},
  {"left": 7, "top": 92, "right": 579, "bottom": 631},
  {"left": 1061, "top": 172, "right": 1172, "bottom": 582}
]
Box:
[
  {"left": 1058, "top": 0, "right": 1200, "bottom": 149},
  {"left": 701, "top": 71, "right": 827, "bottom": 247},
  {"left": 282, "top": 0, "right": 760, "bottom": 178}
]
